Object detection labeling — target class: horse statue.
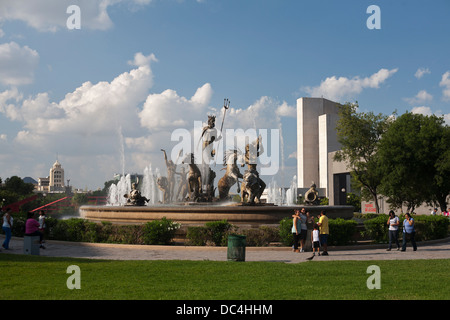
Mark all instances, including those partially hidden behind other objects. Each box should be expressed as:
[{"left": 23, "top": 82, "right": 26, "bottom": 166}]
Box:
[
  {"left": 218, "top": 149, "right": 244, "bottom": 200},
  {"left": 240, "top": 135, "right": 266, "bottom": 204},
  {"left": 181, "top": 153, "right": 202, "bottom": 202}
]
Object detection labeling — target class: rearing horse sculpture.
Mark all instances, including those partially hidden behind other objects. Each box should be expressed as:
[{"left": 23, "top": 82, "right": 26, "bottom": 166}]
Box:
[
  {"left": 218, "top": 149, "right": 244, "bottom": 200},
  {"left": 181, "top": 153, "right": 202, "bottom": 202}
]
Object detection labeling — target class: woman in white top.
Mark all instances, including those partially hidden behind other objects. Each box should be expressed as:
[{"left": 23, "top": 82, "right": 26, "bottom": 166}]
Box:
[
  {"left": 2, "top": 208, "right": 13, "bottom": 250},
  {"left": 38, "top": 210, "right": 46, "bottom": 243},
  {"left": 386, "top": 210, "right": 400, "bottom": 251}
]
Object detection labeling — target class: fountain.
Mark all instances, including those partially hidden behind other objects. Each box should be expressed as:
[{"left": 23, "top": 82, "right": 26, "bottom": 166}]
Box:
[{"left": 81, "top": 100, "right": 354, "bottom": 226}]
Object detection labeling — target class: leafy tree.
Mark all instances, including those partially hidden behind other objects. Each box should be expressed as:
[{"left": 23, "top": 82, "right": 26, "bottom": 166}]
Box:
[
  {"left": 378, "top": 112, "right": 449, "bottom": 212},
  {"left": 429, "top": 124, "right": 450, "bottom": 211},
  {"left": 334, "top": 102, "right": 391, "bottom": 213},
  {"left": 0, "top": 176, "right": 35, "bottom": 207},
  {"left": 3, "top": 176, "right": 35, "bottom": 196}
]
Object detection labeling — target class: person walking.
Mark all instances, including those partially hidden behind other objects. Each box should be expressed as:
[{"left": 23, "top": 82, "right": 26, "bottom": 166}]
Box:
[
  {"left": 386, "top": 210, "right": 400, "bottom": 251},
  {"left": 291, "top": 209, "right": 302, "bottom": 253},
  {"left": 401, "top": 212, "right": 417, "bottom": 252},
  {"left": 2, "top": 208, "right": 13, "bottom": 250},
  {"left": 318, "top": 210, "right": 329, "bottom": 256}
]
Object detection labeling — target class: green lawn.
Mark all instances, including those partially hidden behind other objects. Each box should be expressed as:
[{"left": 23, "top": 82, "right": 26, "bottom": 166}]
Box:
[{"left": 0, "top": 253, "right": 448, "bottom": 300}]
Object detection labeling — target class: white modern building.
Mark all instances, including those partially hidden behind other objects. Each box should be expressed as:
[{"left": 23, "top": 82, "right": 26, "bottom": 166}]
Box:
[{"left": 296, "top": 97, "right": 347, "bottom": 202}]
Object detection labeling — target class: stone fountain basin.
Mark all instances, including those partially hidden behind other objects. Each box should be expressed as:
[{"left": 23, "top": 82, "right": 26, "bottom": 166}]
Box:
[{"left": 80, "top": 203, "right": 354, "bottom": 226}]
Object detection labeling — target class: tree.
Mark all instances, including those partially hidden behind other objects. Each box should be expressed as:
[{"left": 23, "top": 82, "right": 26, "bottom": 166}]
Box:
[
  {"left": 378, "top": 112, "right": 449, "bottom": 212},
  {"left": 334, "top": 102, "right": 391, "bottom": 213},
  {"left": 0, "top": 176, "right": 35, "bottom": 206},
  {"left": 430, "top": 124, "right": 450, "bottom": 211},
  {"left": 3, "top": 176, "right": 35, "bottom": 195}
]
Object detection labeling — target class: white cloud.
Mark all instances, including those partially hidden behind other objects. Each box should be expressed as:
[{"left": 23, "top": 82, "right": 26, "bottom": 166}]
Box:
[
  {"left": 415, "top": 67, "right": 431, "bottom": 79},
  {"left": 404, "top": 90, "right": 433, "bottom": 105},
  {"left": 226, "top": 96, "right": 291, "bottom": 130},
  {"left": 0, "top": 51, "right": 294, "bottom": 189},
  {"left": 1, "top": 52, "right": 156, "bottom": 143},
  {"left": 411, "top": 106, "right": 433, "bottom": 116},
  {"left": 439, "top": 71, "right": 450, "bottom": 101},
  {"left": 411, "top": 106, "right": 450, "bottom": 125},
  {"left": 0, "top": 0, "right": 152, "bottom": 32},
  {"left": 303, "top": 68, "right": 398, "bottom": 102},
  {"left": 0, "top": 41, "right": 39, "bottom": 85},
  {"left": 275, "top": 101, "right": 296, "bottom": 118},
  {"left": 138, "top": 83, "right": 214, "bottom": 131}
]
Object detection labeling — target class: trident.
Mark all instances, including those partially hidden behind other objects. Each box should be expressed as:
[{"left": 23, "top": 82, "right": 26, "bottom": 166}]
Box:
[{"left": 220, "top": 98, "right": 230, "bottom": 134}]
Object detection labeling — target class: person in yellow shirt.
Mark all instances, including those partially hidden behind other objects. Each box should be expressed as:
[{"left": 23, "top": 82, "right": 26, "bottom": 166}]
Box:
[{"left": 318, "top": 210, "right": 329, "bottom": 256}]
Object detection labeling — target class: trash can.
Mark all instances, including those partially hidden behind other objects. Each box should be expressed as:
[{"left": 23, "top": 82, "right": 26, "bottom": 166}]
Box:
[
  {"left": 23, "top": 236, "right": 40, "bottom": 255},
  {"left": 227, "top": 234, "right": 246, "bottom": 262}
]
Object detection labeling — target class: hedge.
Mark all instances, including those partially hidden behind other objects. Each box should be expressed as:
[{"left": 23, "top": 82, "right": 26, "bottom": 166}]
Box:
[
  {"left": 363, "top": 214, "right": 449, "bottom": 243},
  {"left": 35, "top": 217, "right": 179, "bottom": 245},
  {"left": 5, "top": 213, "right": 448, "bottom": 247},
  {"left": 186, "top": 220, "right": 234, "bottom": 246},
  {"left": 278, "top": 217, "right": 358, "bottom": 246}
]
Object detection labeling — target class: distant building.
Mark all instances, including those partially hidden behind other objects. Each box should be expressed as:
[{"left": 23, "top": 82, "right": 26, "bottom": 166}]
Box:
[{"left": 37, "top": 160, "right": 67, "bottom": 193}]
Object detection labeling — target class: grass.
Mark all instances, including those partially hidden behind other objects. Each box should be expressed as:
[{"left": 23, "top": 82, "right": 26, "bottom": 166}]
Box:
[{"left": 0, "top": 253, "right": 449, "bottom": 300}]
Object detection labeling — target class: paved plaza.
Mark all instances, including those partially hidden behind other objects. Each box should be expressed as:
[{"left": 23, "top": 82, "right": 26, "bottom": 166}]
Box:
[{"left": 2, "top": 236, "right": 449, "bottom": 263}]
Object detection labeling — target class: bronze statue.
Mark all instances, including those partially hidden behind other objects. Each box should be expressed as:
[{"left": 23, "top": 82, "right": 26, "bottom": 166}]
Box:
[
  {"left": 181, "top": 153, "right": 202, "bottom": 202},
  {"left": 156, "top": 176, "right": 170, "bottom": 204},
  {"left": 175, "top": 166, "right": 189, "bottom": 202},
  {"left": 161, "top": 149, "right": 176, "bottom": 202},
  {"left": 304, "top": 182, "right": 319, "bottom": 205},
  {"left": 124, "top": 182, "right": 149, "bottom": 206},
  {"left": 200, "top": 115, "right": 221, "bottom": 163},
  {"left": 240, "top": 135, "right": 266, "bottom": 204},
  {"left": 218, "top": 149, "right": 244, "bottom": 200}
]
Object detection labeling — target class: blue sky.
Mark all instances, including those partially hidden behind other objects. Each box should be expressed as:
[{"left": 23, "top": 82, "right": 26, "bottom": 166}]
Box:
[{"left": 0, "top": 0, "right": 449, "bottom": 191}]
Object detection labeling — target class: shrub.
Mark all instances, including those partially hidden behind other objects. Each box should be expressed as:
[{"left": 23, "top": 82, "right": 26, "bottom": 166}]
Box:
[
  {"left": 328, "top": 218, "right": 357, "bottom": 245},
  {"left": 186, "top": 226, "right": 209, "bottom": 246},
  {"left": 362, "top": 214, "right": 389, "bottom": 243},
  {"left": 50, "top": 218, "right": 86, "bottom": 242},
  {"left": 186, "top": 220, "right": 236, "bottom": 246},
  {"left": 142, "top": 217, "right": 180, "bottom": 245},
  {"left": 278, "top": 217, "right": 294, "bottom": 246},
  {"left": 205, "top": 220, "right": 234, "bottom": 246},
  {"left": 406, "top": 215, "right": 449, "bottom": 241},
  {"left": 240, "top": 226, "right": 279, "bottom": 246},
  {"left": 363, "top": 214, "right": 449, "bottom": 243}
]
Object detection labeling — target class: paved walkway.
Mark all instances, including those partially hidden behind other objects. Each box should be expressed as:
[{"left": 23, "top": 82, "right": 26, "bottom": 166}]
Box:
[{"left": 1, "top": 236, "right": 450, "bottom": 263}]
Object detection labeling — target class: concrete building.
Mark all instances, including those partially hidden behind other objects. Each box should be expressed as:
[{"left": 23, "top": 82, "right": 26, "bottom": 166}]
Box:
[
  {"left": 37, "top": 160, "right": 66, "bottom": 193},
  {"left": 297, "top": 97, "right": 342, "bottom": 195}
]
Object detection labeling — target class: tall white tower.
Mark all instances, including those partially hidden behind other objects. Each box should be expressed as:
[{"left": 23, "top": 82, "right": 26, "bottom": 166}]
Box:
[
  {"left": 297, "top": 97, "right": 340, "bottom": 194},
  {"left": 49, "top": 160, "right": 65, "bottom": 192}
]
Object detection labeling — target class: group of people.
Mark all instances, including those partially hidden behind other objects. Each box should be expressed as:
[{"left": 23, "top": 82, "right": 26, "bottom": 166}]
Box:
[
  {"left": 1, "top": 209, "right": 46, "bottom": 251},
  {"left": 387, "top": 210, "right": 417, "bottom": 252},
  {"left": 291, "top": 208, "right": 419, "bottom": 259},
  {"left": 291, "top": 208, "right": 329, "bottom": 260},
  {"left": 431, "top": 207, "right": 449, "bottom": 217}
]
